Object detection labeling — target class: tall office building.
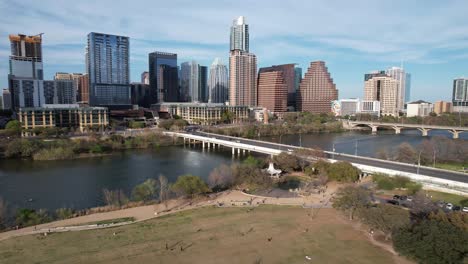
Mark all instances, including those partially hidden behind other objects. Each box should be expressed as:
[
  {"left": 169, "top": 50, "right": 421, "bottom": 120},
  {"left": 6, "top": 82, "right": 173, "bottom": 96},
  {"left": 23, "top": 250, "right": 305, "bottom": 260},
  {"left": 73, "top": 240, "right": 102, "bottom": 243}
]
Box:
[
  {"left": 8, "top": 34, "right": 45, "bottom": 110},
  {"left": 43, "top": 80, "right": 56, "bottom": 104},
  {"left": 229, "top": 50, "right": 257, "bottom": 106},
  {"left": 180, "top": 61, "right": 200, "bottom": 102},
  {"left": 2, "top": 89, "right": 12, "bottom": 110},
  {"left": 55, "top": 80, "right": 76, "bottom": 104},
  {"left": 385, "top": 67, "right": 411, "bottom": 110},
  {"left": 294, "top": 66, "right": 302, "bottom": 108},
  {"left": 364, "top": 74, "right": 399, "bottom": 116},
  {"left": 141, "top": 71, "right": 149, "bottom": 85},
  {"left": 78, "top": 74, "right": 89, "bottom": 103},
  {"left": 87, "top": 32, "right": 130, "bottom": 107},
  {"left": 54, "top": 72, "right": 82, "bottom": 103},
  {"left": 453, "top": 78, "right": 468, "bottom": 112},
  {"left": 257, "top": 64, "right": 295, "bottom": 110},
  {"left": 149, "top": 52, "right": 178, "bottom": 103},
  {"left": 230, "top": 16, "right": 249, "bottom": 52},
  {"left": 208, "top": 58, "right": 228, "bottom": 103},
  {"left": 297, "top": 61, "right": 338, "bottom": 113},
  {"left": 257, "top": 69, "right": 287, "bottom": 113}
]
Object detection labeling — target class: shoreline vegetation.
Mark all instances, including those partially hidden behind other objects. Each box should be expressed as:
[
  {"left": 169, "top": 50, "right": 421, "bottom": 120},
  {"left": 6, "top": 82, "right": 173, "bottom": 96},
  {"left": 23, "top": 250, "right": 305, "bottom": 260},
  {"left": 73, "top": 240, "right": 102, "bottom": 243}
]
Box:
[{"left": 0, "top": 132, "right": 180, "bottom": 161}]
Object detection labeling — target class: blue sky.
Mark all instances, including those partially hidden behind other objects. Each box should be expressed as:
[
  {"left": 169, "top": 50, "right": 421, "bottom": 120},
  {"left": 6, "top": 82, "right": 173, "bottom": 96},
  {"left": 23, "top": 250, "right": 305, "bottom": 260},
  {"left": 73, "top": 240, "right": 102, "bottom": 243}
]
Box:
[{"left": 1, "top": 0, "right": 468, "bottom": 101}]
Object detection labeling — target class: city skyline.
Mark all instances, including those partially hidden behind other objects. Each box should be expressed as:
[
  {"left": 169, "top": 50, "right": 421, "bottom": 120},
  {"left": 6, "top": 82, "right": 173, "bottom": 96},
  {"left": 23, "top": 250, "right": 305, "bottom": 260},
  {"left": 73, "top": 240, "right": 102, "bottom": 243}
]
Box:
[{"left": 1, "top": 1, "right": 468, "bottom": 102}]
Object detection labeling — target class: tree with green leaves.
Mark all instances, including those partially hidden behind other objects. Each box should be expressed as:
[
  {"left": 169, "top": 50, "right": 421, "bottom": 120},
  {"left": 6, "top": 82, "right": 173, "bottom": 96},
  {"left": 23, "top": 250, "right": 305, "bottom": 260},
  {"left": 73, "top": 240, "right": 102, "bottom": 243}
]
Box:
[
  {"left": 132, "top": 178, "right": 158, "bottom": 202},
  {"left": 5, "top": 120, "right": 21, "bottom": 135},
  {"left": 171, "top": 175, "right": 210, "bottom": 198},
  {"left": 15, "top": 208, "right": 51, "bottom": 227},
  {"left": 393, "top": 219, "right": 468, "bottom": 264},
  {"left": 0, "top": 197, "right": 7, "bottom": 229},
  {"left": 326, "top": 161, "right": 361, "bottom": 182},
  {"left": 333, "top": 185, "right": 371, "bottom": 220},
  {"left": 273, "top": 153, "right": 299, "bottom": 172}
]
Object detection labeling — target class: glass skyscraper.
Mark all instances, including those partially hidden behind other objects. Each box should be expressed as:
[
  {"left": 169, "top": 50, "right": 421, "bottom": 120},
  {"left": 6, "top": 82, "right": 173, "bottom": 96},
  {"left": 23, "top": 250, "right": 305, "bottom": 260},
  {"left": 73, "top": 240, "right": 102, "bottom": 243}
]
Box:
[
  {"left": 149, "top": 52, "right": 178, "bottom": 103},
  {"left": 208, "top": 58, "right": 228, "bottom": 103},
  {"left": 230, "top": 16, "right": 249, "bottom": 52},
  {"left": 87, "top": 32, "right": 130, "bottom": 107}
]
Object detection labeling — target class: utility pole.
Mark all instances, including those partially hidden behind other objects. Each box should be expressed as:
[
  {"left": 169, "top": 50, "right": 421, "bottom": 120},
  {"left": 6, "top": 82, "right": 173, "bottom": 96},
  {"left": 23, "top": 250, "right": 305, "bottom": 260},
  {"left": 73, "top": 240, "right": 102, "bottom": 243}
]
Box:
[{"left": 417, "top": 150, "right": 422, "bottom": 174}]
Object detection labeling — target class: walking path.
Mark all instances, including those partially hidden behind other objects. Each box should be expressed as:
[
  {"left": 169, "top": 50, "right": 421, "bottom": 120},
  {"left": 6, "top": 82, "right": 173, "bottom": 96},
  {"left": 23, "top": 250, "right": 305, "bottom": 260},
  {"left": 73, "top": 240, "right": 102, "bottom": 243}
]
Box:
[{"left": 0, "top": 188, "right": 337, "bottom": 242}]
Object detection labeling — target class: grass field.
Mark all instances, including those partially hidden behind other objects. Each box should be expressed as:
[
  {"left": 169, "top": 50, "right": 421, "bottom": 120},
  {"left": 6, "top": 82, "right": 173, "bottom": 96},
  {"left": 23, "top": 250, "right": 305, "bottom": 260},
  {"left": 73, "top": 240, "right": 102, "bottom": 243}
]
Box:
[
  {"left": 0, "top": 206, "right": 405, "bottom": 264},
  {"left": 426, "top": 190, "right": 467, "bottom": 205}
]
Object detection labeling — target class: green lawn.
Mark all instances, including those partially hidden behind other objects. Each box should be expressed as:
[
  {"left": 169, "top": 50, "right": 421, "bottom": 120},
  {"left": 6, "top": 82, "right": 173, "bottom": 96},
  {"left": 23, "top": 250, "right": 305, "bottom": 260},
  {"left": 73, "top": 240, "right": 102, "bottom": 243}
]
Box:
[
  {"left": 68, "top": 217, "right": 136, "bottom": 227},
  {"left": 0, "top": 206, "right": 402, "bottom": 264},
  {"left": 426, "top": 190, "right": 468, "bottom": 205},
  {"left": 434, "top": 162, "right": 467, "bottom": 172}
]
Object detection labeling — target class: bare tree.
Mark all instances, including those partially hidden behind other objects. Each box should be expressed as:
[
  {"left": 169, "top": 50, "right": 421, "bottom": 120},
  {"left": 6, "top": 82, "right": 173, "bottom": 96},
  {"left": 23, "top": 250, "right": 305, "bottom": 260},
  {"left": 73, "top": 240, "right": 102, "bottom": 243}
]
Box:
[
  {"left": 159, "top": 174, "right": 170, "bottom": 208},
  {"left": 208, "top": 164, "right": 233, "bottom": 189}
]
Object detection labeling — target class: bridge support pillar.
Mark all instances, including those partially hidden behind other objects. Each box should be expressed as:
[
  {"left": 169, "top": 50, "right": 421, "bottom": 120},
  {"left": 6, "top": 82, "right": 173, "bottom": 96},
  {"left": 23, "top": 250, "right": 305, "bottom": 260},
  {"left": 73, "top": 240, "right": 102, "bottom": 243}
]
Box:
[
  {"left": 202, "top": 141, "right": 205, "bottom": 149},
  {"left": 243, "top": 149, "right": 246, "bottom": 155},
  {"left": 417, "top": 128, "right": 431, "bottom": 136},
  {"left": 392, "top": 126, "right": 402, "bottom": 134},
  {"left": 370, "top": 125, "right": 378, "bottom": 134},
  {"left": 232, "top": 147, "right": 235, "bottom": 156},
  {"left": 238, "top": 148, "right": 241, "bottom": 155}
]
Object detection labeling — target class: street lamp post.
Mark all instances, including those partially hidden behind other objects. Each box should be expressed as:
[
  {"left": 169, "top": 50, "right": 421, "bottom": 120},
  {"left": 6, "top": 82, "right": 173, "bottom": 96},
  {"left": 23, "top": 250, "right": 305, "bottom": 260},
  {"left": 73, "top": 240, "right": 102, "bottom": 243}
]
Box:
[
  {"left": 299, "top": 133, "right": 302, "bottom": 147},
  {"left": 332, "top": 143, "right": 336, "bottom": 159},
  {"left": 433, "top": 149, "right": 436, "bottom": 168},
  {"left": 278, "top": 134, "right": 283, "bottom": 150}
]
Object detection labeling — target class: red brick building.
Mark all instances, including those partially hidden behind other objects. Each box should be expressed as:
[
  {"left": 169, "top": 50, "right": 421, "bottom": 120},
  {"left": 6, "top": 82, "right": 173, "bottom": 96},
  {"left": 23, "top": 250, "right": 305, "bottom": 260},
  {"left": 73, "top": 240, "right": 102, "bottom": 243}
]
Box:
[{"left": 297, "top": 61, "right": 338, "bottom": 113}]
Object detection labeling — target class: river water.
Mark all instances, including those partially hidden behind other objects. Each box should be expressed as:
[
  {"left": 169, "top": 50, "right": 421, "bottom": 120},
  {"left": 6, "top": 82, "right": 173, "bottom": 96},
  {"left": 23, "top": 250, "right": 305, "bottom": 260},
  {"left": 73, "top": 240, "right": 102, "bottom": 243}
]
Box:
[{"left": 0, "top": 130, "right": 466, "bottom": 212}]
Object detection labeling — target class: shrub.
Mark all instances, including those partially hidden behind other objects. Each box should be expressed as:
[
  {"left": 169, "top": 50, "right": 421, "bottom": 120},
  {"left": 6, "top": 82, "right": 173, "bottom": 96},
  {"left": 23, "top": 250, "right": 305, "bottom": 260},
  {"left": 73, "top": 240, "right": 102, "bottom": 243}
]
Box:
[
  {"left": 89, "top": 144, "right": 104, "bottom": 154},
  {"left": 171, "top": 175, "right": 210, "bottom": 198},
  {"left": 33, "top": 147, "right": 74, "bottom": 160}
]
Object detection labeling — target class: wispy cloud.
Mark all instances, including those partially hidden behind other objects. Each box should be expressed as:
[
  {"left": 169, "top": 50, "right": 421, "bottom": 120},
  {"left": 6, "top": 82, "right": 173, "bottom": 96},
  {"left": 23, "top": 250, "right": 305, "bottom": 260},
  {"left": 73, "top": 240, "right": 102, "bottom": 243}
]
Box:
[{"left": 1, "top": 0, "right": 468, "bottom": 101}]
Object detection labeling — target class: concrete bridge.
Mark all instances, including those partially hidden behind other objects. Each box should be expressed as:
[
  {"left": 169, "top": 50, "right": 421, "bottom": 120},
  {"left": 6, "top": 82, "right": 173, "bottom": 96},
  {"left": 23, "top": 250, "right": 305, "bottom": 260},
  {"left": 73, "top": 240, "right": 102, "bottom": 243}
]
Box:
[
  {"left": 164, "top": 131, "right": 282, "bottom": 156},
  {"left": 346, "top": 120, "right": 468, "bottom": 138},
  {"left": 164, "top": 131, "right": 468, "bottom": 193}
]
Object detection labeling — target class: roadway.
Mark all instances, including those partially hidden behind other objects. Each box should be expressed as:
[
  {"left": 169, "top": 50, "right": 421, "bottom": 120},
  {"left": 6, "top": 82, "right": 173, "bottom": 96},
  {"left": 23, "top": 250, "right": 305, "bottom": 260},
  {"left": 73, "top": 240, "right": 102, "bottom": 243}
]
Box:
[{"left": 191, "top": 131, "right": 468, "bottom": 184}]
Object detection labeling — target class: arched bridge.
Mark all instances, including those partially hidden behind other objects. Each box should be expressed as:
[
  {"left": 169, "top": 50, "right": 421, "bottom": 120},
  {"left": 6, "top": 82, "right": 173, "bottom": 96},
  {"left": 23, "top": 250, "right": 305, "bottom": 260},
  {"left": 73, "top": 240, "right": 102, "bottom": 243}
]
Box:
[{"left": 346, "top": 120, "right": 468, "bottom": 138}]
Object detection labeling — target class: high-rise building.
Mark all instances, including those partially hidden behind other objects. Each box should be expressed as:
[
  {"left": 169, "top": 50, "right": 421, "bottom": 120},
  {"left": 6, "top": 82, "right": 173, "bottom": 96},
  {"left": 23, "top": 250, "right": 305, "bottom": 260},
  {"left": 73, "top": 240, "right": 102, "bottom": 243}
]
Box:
[
  {"left": 296, "top": 61, "right": 338, "bottom": 113},
  {"left": 43, "top": 80, "right": 56, "bottom": 104},
  {"left": 130, "top": 83, "right": 151, "bottom": 107},
  {"left": 87, "top": 32, "right": 130, "bottom": 107},
  {"left": 229, "top": 50, "right": 257, "bottom": 107},
  {"left": 453, "top": 78, "right": 468, "bottom": 112},
  {"left": 257, "top": 69, "right": 287, "bottom": 113},
  {"left": 198, "top": 65, "right": 208, "bottom": 102},
  {"left": 2, "top": 89, "right": 11, "bottom": 110},
  {"left": 364, "top": 75, "right": 399, "bottom": 116},
  {"left": 257, "top": 64, "right": 295, "bottom": 110},
  {"left": 141, "top": 71, "right": 149, "bottom": 85},
  {"left": 208, "top": 58, "right": 228, "bottom": 103},
  {"left": 78, "top": 74, "right": 89, "bottom": 103},
  {"left": 8, "top": 34, "right": 45, "bottom": 110},
  {"left": 180, "top": 61, "right": 200, "bottom": 102},
  {"left": 55, "top": 80, "right": 76, "bottom": 104},
  {"left": 230, "top": 16, "right": 249, "bottom": 52},
  {"left": 149, "top": 52, "right": 178, "bottom": 103},
  {"left": 386, "top": 67, "right": 411, "bottom": 110},
  {"left": 54, "top": 72, "right": 82, "bottom": 103}
]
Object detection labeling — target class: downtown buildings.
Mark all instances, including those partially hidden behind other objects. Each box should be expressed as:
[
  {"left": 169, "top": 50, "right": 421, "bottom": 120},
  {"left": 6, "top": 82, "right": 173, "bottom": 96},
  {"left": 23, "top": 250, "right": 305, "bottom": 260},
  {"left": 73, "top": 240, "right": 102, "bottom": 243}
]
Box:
[
  {"left": 229, "top": 16, "right": 257, "bottom": 107},
  {"left": 87, "top": 32, "right": 130, "bottom": 108},
  {"left": 208, "top": 58, "right": 228, "bottom": 103},
  {"left": 296, "top": 61, "right": 338, "bottom": 113}
]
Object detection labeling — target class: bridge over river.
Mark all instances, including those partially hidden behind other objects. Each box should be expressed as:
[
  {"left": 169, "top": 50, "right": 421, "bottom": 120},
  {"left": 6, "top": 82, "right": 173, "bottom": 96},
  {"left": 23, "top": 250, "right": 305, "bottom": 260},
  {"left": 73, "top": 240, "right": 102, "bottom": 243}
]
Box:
[
  {"left": 165, "top": 131, "right": 468, "bottom": 195},
  {"left": 346, "top": 120, "right": 468, "bottom": 138}
]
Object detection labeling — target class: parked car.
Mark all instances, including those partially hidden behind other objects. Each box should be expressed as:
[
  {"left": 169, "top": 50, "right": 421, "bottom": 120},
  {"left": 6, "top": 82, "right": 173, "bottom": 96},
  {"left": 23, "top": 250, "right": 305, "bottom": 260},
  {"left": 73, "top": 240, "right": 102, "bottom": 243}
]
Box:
[
  {"left": 446, "top": 203, "right": 453, "bottom": 210},
  {"left": 452, "top": 206, "right": 461, "bottom": 211},
  {"left": 399, "top": 195, "right": 408, "bottom": 201},
  {"left": 406, "top": 196, "right": 413, "bottom": 202},
  {"left": 462, "top": 207, "right": 468, "bottom": 212},
  {"left": 392, "top": 195, "right": 400, "bottom": 200},
  {"left": 387, "top": 200, "right": 399, "bottom": 205}
]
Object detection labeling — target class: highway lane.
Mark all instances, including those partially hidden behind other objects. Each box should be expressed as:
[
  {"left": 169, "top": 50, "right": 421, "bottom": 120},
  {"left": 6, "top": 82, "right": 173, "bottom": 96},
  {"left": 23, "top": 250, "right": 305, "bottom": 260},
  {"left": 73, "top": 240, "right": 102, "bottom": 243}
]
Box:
[{"left": 193, "top": 131, "right": 468, "bottom": 184}]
